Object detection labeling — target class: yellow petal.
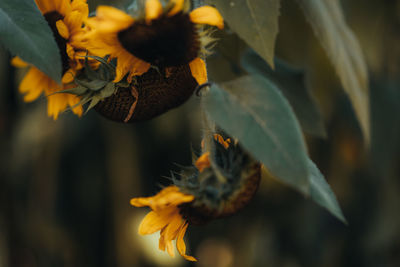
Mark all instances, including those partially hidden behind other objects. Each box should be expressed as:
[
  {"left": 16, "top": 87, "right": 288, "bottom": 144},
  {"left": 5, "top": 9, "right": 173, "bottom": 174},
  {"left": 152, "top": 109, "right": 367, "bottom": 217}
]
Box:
[
  {"left": 162, "top": 214, "right": 185, "bottom": 258},
  {"left": 168, "top": 0, "right": 184, "bottom": 16},
  {"left": 131, "top": 186, "right": 194, "bottom": 211},
  {"left": 151, "top": 189, "right": 194, "bottom": 208},
  {"left": 19, "top": 68, "right": 46, "bottom": 102},
  {"left": 182, "top": 254, "right": 197, "bottom": 262},
  {"left": 64, "top": 11, "right": 83, "bottom": 35},
  {"left": 176, "top": 223, "right": 197, "bottom": 261},
  {"left": 85, "top": 17, "right": 124, "bottom": 33},
  {"left": 163, "top": 213, "right": 184, "bottom": 242},
  {"left": 62, "top": 69, "right": 75, "bottom": 84},
  {"left": 67, "top": 94, "right": 83, "bottom": 117},
  {"left": 55, "top": 0, "right": 71, "bottom": 17},
  {"left": 47, "top": 93, "right": 68, "bottom": 120},
  {"left": 189, "top": 6, "right": 224, "bottom": 29},
  {"left": 189, "top": 57, "right": 207, "bottom": 85},
  {"left": 195, "top": 152, "right": 210, "bottom": 173},
  {"left": 66, "top": 43, "right": 75, "bottom": 60},
  {"left": 35, "top": 0, "right": 52, "bottom": 14},
  {"left": 214, "top": 133, "right": 231, "bottom": 149},
  {"left": 130, "top": 197, "right": 151, "bottom": 207},
  {"left": 96, "top": 5, "right": 134, "bottom": 25},
  {"left": 176, "top": 223, "right": 187, "bottom": 255},
  {"left": 166, "top": 240, "right": 175, "bottom": 257},
  {"left": 145, "top": 0, "right": 163, "bottom": 23},
  {"left": 138, "top": 209, "right": 175, "bottom": 235},
  {"left": 11, "top": 57, "right": 28, "bottom": 68},
  {"left": 158, "top": 228, "right": 166, "bottom": 251},
  {"left": 56, "top": 20, "right": 70, "bottom": 39},
  {"left": 71, "top": 0, "right": 89, "bottom": 18},
  {"left": 127, "top": 59, "right": 151, "bottom": 82},
  {"left": 114, "top": 56, "right": 132, "bottom": 82}
]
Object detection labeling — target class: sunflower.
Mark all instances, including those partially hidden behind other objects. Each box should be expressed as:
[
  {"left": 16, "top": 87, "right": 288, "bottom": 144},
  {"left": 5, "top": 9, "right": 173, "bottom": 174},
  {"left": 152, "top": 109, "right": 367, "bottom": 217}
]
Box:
[
  {"left": 12, "top": 0, "right": 89, "bottom": 119},
  {"left": 130, "top": 186, "right": 197, "bottom": 261},
  {"left": 85, "top": 0, "right": 223, "bottom": 84},
  {"left": 130, "top": 134, "right": 261, "bottom": 261}
]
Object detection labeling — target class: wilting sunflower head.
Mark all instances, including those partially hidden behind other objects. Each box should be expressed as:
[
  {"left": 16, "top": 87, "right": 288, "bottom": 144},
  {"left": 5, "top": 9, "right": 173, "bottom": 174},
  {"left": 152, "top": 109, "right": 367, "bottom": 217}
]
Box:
[
  {"left": 35, "top": 0, "right": 90, "bottom": 83},
  {"left": 130, "top": 133, "right": 260, "bottom": 261},
  {"left": 174, "top": 133, "right": 262, "bottom": 225},
  {"left": 62, "top": 55, "right": 198, "bottom": 122},
  {"left": 85, "top": 0, "right": 223, "bottom": 84},
  {"left": 12, "top": 0, "right": 91, "bottom": 120}
]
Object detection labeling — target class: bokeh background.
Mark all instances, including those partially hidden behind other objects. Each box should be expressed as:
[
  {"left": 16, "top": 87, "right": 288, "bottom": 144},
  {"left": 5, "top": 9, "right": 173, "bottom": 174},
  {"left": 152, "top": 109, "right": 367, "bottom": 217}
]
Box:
[{"left": 1, "top": 0, "right": 400, "bottom": 266}]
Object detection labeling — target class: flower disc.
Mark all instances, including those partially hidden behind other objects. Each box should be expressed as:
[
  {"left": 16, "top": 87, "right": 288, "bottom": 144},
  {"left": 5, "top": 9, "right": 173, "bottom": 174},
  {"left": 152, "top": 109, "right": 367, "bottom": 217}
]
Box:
[{"left": 117, "top": 13, "right": 200, "bottom": 68}]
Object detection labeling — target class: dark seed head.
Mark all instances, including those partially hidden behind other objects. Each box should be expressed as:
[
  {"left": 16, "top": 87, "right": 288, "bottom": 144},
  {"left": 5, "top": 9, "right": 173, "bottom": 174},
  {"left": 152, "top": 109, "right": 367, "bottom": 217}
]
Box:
[
  {"left": 118, "top": 13, "right": 200, "bottom": 68},
  {"left": 94, "top": 64, "right": 198, "bottom": 122},
  {"left": 43, "top": 11, "right": 70, "bottom": 75}
]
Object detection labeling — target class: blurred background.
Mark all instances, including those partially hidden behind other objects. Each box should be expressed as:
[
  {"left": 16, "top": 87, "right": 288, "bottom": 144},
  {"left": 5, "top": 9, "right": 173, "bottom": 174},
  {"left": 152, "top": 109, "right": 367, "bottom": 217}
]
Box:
[{"left": 1, "top": 0, "right": 400, "bottom": 266}]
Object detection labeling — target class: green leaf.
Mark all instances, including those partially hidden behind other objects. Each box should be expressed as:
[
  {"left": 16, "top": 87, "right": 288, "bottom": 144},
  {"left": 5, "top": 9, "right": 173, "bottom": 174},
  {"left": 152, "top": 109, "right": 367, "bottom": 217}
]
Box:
[
  {"left": 86, "top": 95, "right": 102, "bottom": 113},
  {"left": 308, "top": 158, "right": 346, "bottom": 223},
  {"left": 204, "top": 75, "right": 310, "bottom": 194},
  {"left": 241, "top": 49, "right": 326, "bottom": 137},
  {"left": 75, "top": 79, "right": 108, "bottom": 91},
  {"left": 297, "top": 0, "right": 370, "bottom": 144},
  {"left": 0, "top": 0, "right": 62, "bottom": 82},
  {"left": 210, "top": 0, "right": 280, "bottom": 68},
  {"left": 99, "top": 83, "right": 116, "bottom": 99}
]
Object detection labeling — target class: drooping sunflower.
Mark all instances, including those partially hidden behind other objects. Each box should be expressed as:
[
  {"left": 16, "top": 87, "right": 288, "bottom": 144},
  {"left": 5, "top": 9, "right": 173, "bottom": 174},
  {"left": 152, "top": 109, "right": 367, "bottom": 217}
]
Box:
[
  {"left": 12, "top": 0, "right": 89, "bottom": 119},
  {"left": 85, "top": 0, "right": 223, "bottom": 84},
  {"left": 131, "top": 133, "right": 261, "bottom": 261}
]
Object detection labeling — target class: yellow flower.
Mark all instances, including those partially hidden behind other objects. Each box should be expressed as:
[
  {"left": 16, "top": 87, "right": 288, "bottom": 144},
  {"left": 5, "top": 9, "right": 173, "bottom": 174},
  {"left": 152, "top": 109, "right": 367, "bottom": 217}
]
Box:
[
  {"left": 130, "top": 186, "right": 197, "bottom": 261},
  {"left": 85, "top": 0, "right": 223, "bottom": 84},
  {"left": 12, "top": 0, "right": 90, "bottom": 119}
]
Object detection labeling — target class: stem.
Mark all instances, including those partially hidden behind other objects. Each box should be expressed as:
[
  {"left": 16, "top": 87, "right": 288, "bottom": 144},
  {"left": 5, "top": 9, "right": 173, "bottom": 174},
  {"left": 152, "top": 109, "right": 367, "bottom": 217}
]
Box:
[{"left": 200, "top": 100, "right": 227, "bottom": 184}]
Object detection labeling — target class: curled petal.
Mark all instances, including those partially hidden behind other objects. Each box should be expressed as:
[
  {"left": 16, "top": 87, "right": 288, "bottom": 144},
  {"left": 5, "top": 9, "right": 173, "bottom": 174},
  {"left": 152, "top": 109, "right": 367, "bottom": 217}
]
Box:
[
  {"left": 130, "top": 197, "right": 152, "bottom": 207},
  {"left": 168, "top": 0, "right": 184, "bottom": 16},
  {"left": 11, "top": 57, "right": 28, "bottom": 68},
  {"left": 56, "top": 20, "right": 70, "bottom": 39},
  {"left": 145, "top": 0, "right": 163, "bottom": 23},
  {"left": 195, "top": 152, "right": 210, "bottom": 173},
  {"left": 62, "top": 69, "right": 75, "bottom": 84},
  {"left": 138, "top": 209, "right": 176, "bottom": 235},
  {"left": 189, "top": 57, "right": 207, "bottom": 85},
  {"left": 190, "top": 6, "right": 224, "bottom": 29},
  {"left": 176, "top": 223, "right": 197, "bottom": 261}
]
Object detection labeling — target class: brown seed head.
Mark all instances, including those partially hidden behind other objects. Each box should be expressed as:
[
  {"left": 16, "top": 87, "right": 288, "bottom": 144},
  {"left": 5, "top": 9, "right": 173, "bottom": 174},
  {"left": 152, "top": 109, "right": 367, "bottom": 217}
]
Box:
[{"left": 94, "top": 64, "right": 198, "bottom": 122}]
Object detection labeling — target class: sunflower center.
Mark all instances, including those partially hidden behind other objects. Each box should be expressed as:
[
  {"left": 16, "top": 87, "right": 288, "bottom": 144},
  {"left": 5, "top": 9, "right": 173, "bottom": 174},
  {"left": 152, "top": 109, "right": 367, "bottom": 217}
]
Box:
[
  {"left": 117, "top": 12, "right": 200, "bottom": 68},
  {"left": 43, "top": 11, "right": 70, "bottom": 75}
]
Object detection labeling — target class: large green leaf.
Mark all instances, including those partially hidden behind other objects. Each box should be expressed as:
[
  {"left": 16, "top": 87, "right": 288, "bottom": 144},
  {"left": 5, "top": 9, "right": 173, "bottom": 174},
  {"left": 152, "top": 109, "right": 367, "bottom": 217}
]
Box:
[
  {"left": 204, "top": 75, "right": 310, "bottom": 194},
  {"left": 297, "top": 0, "right": 370, "bottom": 144},
  {"left": 0, "top": 0, "right": 62, "bottom": 82},
  {"left": 210, "top": 0, "right": 280, "bottom": 68},
  {"left": 308, "top": 158, "right": 346, "bottom": 223},
  {"left": 241, "top": 49, "right": 326, "bottom": 137}
]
